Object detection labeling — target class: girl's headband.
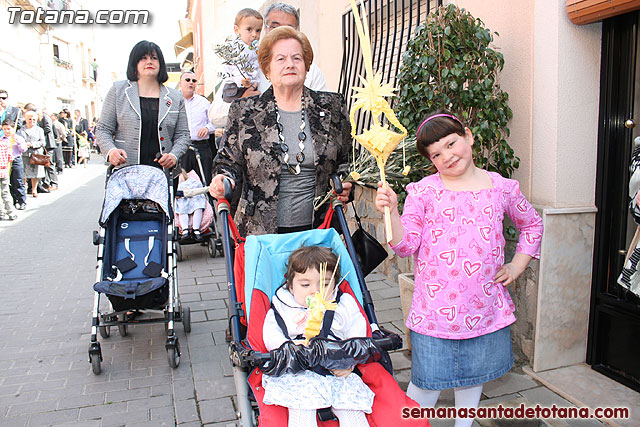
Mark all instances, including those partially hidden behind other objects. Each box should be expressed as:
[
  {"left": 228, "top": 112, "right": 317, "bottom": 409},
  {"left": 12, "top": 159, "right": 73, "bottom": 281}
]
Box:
[{"left": 416, "top": 113, "right": 464, "bottom": 139}]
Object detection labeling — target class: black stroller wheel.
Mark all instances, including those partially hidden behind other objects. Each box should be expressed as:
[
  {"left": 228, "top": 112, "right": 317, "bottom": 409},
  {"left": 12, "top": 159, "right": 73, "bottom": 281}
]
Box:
[
  {"left": 167, "top": 347, "right": 180, "bottom": 368},
  {"left": 207, "top": 237, "right": 217, "bottom": 258},
  {"left": 182, "top": 306, "right": 191, "bottom": 333},
  {"left": 118, "top": 313, "right": 128, "bottom": 336},
  {"left": 99, "top": 326, "right": 111, "bottom": 338},
  {"left": 175, "top": 242, "right": 183, "bottom": 262},
  {"left": 90, "top": 353, "right": 101, "bottom": 375}
]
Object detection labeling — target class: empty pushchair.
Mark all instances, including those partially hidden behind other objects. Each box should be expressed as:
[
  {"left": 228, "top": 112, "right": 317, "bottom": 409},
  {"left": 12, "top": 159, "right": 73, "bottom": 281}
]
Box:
[
  {"left": 216, "top": 179, "right": 428, "bottom": 426},
  {"left": 88, "top": 165, "right": 190, "bottom": 374}
]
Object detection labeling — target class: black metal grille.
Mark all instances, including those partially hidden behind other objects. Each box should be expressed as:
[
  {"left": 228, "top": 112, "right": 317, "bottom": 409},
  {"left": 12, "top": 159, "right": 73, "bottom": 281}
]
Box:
[{"left": 338, "top": 0, "right": 443, "bottom": 134}]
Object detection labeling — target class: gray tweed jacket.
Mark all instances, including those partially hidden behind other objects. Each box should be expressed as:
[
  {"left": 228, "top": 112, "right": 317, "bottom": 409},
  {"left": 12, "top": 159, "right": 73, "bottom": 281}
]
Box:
[{"left": 95, "top": 80, "right": 190, "bottom": 164}]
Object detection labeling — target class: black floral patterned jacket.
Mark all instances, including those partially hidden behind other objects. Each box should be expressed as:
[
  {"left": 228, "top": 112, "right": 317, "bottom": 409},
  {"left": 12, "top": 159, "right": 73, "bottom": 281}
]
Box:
[{"left": 212, "top": 86, "right": 352, "bottom": 236}]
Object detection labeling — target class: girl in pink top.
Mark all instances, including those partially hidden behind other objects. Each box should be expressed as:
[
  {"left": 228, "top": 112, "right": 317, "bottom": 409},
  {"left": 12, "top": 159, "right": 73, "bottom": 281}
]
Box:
[{"left": 376, "top": 111, "right": 543, "bottom": 426}]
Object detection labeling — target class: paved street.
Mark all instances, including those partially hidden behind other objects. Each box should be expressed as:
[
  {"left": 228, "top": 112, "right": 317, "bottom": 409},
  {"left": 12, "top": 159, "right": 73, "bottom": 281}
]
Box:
[{"left": 0, "top": 157, "right": 610, "bottom": 427}]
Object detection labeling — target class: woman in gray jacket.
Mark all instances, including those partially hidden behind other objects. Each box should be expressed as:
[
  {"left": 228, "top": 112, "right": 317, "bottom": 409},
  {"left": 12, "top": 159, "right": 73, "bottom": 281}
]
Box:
[{"left": 96, "top": 41, "right": 189, "bottom": 169}]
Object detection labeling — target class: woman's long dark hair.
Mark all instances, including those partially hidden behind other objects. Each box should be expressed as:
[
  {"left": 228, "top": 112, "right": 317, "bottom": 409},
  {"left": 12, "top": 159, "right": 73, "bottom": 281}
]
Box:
[{"left": 126, "top": 40, "right": 168, "bottom": 83}]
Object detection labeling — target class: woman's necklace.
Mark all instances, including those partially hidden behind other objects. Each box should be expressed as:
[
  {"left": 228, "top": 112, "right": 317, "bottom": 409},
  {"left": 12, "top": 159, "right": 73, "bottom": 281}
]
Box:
[{"left": 275, "top": 95, "right": 307, "bottom": 175}]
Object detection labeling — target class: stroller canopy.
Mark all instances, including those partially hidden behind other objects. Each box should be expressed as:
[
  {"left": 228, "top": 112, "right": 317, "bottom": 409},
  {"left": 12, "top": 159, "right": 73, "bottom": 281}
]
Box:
[
  {"left": 243, "top": 228, "right": 364, "bottom": 322},
  {"left": 100, "top": 165, "right": 170, "bottom": 225}
]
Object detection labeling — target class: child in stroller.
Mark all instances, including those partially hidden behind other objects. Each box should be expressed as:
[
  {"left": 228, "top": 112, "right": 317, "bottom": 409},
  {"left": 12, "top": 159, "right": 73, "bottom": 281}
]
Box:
[
  {"left": 176, "top": 168, "right": 207, "bottom": 240},
  {"left": 262, "top": 245, "right": 374, "bottom": 426},
  {"left": 221, "top": 225, "right": 427, "bottom": 427}
]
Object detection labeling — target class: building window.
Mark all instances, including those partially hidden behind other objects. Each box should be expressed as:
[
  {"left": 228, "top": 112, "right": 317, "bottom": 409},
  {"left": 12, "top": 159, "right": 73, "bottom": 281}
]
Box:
[{"left": 339, "top": 0, "right": 442, "bottom": 133}]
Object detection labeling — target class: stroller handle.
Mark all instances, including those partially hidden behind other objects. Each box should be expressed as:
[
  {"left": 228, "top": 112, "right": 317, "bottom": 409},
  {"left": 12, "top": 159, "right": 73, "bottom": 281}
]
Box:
[{"left": 223, "top": 177, "right": 233, "bottom": 200}]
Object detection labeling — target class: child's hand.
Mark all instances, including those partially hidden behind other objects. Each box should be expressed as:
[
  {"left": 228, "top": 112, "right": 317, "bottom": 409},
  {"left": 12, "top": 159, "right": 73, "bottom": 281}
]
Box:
[
  {"left": 292, "top": 339, "right": 307, "bottom": 346},
  {"left": 494, "top": 253, "right": 533, "bottom": 286},
  {"left": 241, "top": 78, "right": 252, "bottom": 88},
  {"left": 494, "top": 263, "right": 522, "bottom": 286},
  {"left": 330, "top": 367, "right": 353, "bottom": 378},
  {"left": 375, "top": 181, "right": 399, "bottom": 214}
]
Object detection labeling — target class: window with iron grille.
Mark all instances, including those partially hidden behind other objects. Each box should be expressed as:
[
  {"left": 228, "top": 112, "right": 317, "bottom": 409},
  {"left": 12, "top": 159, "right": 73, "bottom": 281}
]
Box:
[{"left": 339, "top": 0, "right": 443, "bottom": 134}]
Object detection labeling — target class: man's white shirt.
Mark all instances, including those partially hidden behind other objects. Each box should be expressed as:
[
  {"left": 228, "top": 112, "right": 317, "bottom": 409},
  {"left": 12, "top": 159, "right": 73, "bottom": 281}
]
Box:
[{"left": 184, "top": 94, "right": 215, "bottom": 141}]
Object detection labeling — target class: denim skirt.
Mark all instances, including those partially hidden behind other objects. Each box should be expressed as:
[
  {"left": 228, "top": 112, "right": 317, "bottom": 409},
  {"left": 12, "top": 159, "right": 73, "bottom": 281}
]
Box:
[{"left": 410, "top": 326, "right": 513, "bottom": 390}]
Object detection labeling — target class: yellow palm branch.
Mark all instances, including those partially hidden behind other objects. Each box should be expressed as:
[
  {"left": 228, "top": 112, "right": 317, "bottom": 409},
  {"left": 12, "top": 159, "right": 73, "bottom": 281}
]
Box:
[{"left": 349, "top": 0, "right": 408, "bottom": 242}]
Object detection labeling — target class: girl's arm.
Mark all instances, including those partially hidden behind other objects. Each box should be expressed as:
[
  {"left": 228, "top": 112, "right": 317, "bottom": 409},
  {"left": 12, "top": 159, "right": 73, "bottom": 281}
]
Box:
[
  {"left": 262, "top": 309, "right": 291, "bottom": 351},
  {"left": 494, "top": 253, "right": 532, "bottom": 286},
  {"left": 375, "top": 181, "right": 426, "bottom": 256},
  {"left": 375, "top": 182, "right": 404, "bottom": 245},
  {"left": 329, "top": 294, "right": 367, "bottom": 377},
  {"left": 497, "top": 179, "right": 544, "bottom": 286}
]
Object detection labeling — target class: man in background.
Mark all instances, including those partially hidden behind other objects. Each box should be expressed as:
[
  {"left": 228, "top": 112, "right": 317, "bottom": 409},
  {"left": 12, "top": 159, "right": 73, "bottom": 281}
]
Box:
[
  {"left": 179, "top": 71, "right": 215, "bottom": 185},
  {"left": 256, "top": 2, "right": 329, "bottom": 93}
]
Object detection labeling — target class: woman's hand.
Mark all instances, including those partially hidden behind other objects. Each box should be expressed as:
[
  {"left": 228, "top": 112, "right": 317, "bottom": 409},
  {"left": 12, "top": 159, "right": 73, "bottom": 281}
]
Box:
[
  {"left": 335, "top": 181, "right": 352, "bottom": 203},
  {"left": 108, "top": 148, "right": 127, "bottom": 166},
  {"left": 330, "top": 367, "right": 353, "bottom": 378},
  {"left": 155, "top": 153, "right": 177, "bottom": 168},
  {"left": 214, "top": 128, "right": 225, "bottom": 138},
  {"left": 209, "top": 173, "right": 234, "bottom": 199}
]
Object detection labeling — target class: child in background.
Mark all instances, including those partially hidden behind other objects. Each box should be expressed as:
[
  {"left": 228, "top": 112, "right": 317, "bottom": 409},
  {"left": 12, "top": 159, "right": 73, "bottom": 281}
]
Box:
[
  {"left": 0, "top": 119, "right": 22, "bottom": 220},
  {"left": 375, "top": 111, "right": 543, "bottom": 427},
  {"left": 175, "top": 169, "right": 206, "bottom": 240},
  {"left": 77, "top": 131, "right": 90, "bottom": 167},
  {"left": 220, "top": 8, "right": 263, "bottom": 102},
  {"left": 262, "top": 246, "right": 374, "bottom": 427}
]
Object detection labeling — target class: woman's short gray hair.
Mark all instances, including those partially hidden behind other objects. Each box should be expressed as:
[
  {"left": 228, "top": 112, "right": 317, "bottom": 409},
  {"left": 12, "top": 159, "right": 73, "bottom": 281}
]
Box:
[{"left": 265, "top": 3, "right": 300, "bottom": 29}]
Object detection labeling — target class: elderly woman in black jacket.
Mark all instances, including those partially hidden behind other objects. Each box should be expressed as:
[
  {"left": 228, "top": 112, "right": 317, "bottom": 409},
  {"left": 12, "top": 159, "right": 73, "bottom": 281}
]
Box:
[{"left": 209, "top": 27, "right": 352, "bottom": 236}]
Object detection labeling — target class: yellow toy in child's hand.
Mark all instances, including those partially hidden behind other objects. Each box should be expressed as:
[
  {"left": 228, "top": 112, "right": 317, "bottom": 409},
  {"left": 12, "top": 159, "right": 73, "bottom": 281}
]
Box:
[{"left": 303, "top": 261, "right": 339, "bottom": 344}]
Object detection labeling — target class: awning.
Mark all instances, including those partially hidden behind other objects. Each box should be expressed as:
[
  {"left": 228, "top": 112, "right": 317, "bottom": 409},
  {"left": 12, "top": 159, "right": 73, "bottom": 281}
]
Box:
[
  {"left": 567, "top": 0, "right": 640, "bottom": 25},
  {"left": 174, "top": 32, "right": 193, "bottom": 56}
]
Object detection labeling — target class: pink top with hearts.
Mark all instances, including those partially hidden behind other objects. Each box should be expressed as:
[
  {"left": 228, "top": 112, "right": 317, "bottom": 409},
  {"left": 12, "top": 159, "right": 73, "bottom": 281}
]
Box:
[{"left": 391, "top": 172, "right": 543, "bottom": 339}]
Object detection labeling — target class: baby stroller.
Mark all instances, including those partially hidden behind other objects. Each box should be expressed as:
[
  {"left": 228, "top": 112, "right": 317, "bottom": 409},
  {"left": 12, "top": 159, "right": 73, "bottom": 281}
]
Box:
[
  {"left": 216, "top": 178, "right": 427, "bottom": 426},
  {"left": 88, "top": 165, "right": 191, "bottom": 375},
  {"left": 174, "top": 145, "right": 224, "bottom": 261}
]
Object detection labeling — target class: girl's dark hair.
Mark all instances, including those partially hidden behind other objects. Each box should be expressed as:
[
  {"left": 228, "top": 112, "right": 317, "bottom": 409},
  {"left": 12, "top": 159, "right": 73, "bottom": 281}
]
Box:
[
  {"left": 416, "top": 109, "right": 466, "bottom": 158},
  {"left": 126, "top": 40, "right": 168, "bottom": 83},
  {"left": 285, "top": 246, "right": 339, "bottom": 290},
  {"left": 2, "top": 118, "right": 14, "bottom": 127}
]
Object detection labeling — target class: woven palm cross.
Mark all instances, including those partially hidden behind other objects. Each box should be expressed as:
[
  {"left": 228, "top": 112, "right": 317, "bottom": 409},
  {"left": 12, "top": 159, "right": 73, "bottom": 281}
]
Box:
[{"left": 349, "top": 0, "right": 407, "bottom": 242}]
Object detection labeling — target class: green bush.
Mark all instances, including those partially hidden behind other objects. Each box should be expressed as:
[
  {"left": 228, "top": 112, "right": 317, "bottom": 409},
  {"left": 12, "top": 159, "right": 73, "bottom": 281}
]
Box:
[{"left": 395, "top": 4, "right": 518, "bottom": 187}]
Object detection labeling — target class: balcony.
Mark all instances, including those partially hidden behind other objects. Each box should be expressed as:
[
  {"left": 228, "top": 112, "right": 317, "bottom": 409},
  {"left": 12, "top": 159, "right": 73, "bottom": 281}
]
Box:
[{"left": 54, "top": 56, "right": 72, "bottom": 70}]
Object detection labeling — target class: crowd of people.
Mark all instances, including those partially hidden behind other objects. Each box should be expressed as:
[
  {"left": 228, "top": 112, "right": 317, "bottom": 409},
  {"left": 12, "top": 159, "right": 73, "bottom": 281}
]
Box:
[{"left": 0, "top": 88, "right": 96, "bottom": 221}]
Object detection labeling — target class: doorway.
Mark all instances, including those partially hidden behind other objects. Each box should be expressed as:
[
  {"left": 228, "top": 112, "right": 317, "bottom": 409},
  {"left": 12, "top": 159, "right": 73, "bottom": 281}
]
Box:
[{"left": 588, "top": 11, "right": 640, "bottom": 393}]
